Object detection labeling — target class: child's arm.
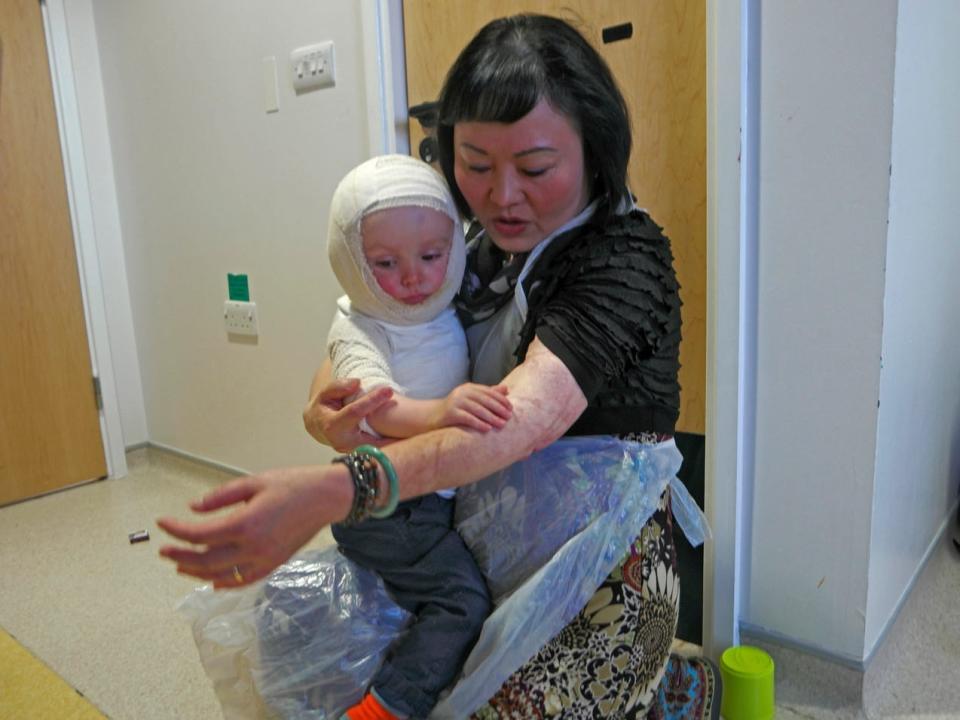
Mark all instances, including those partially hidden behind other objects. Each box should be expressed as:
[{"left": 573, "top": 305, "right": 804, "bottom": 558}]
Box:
[{"left": 366, "top": 383, "right": 512, "bottom": 439}]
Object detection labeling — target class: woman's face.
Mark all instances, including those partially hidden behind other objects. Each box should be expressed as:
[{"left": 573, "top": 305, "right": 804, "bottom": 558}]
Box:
[{"left": 453, "top": 99, "right": 590, "bottom": 254}]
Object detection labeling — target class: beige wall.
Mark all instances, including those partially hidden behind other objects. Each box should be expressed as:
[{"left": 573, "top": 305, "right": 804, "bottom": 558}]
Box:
[{"left": 91, "top": 0, "right": 382, "bottom": 470}]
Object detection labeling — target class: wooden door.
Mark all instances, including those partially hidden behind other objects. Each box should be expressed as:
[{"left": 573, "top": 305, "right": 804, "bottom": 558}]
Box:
[
  {"left": 0, "top": 0, "right": 107, "bottom": 505},
  {"left": 403, "top": 0, "right": 706, "bottom": 435}
]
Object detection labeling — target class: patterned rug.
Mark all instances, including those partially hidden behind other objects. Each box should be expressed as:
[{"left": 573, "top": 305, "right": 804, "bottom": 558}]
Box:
[{"left": 646, "top": 653, "right": 721, "bottom": 720}]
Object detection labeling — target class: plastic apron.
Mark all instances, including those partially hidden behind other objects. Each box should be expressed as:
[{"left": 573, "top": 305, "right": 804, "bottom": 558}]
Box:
[{"left": 177, "top": 204, "right": 710, "bottom": 720}]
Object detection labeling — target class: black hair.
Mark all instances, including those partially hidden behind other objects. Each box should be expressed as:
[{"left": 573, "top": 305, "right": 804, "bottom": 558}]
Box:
[{"left": 436, "top": 14, "right": 632, "bottom": 223}]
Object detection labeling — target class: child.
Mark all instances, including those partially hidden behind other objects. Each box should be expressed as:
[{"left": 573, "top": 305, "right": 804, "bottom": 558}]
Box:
[{"left": 325, "top": 154, "right": 507, "bottom": 720}]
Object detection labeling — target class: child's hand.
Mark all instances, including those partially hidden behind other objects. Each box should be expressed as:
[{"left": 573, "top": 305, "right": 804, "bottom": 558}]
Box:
[{"left": 434, "top": 383, "right": 512, "bottom": 431}]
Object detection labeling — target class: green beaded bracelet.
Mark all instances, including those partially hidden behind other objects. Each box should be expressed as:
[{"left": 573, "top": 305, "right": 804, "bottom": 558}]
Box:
[{"left": 355, "top": 444, "right": 399, "bottom": 519}]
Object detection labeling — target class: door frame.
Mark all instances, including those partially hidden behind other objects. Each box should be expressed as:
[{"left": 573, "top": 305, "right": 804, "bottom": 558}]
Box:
[
  {"left": 42, "top": 0, "right": 127, "bottom": 478},
  {"left": 377, "top": 1, "right": 757, "bottom": 658},
  {"left": 702, "top": 0, "right": 757, "bottom": 657}
]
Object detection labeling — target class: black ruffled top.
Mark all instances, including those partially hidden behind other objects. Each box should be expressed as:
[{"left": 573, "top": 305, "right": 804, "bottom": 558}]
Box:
[{"left": 515, "top": 209, "right": 682, "bottom": 436}]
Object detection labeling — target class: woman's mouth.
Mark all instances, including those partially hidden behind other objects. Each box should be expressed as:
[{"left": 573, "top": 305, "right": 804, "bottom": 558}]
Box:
[{"left": 493, "top": 217, "right": 528, "bottom": 237}]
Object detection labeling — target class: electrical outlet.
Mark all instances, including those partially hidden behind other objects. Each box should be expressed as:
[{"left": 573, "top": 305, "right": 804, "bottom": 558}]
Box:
[
  {"left": 290, "top": 42, "right": 335, "bottom": 93},
  {"left": 224, "top": 300, "right": 259, "bottom": 336}
]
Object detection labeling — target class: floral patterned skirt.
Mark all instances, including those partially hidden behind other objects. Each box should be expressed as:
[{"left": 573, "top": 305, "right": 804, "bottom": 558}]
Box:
[{"left": 470, "top": 487, "right": 679, "bottom": 719}]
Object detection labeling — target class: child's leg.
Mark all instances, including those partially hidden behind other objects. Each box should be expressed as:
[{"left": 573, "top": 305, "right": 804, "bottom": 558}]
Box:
[{"left": 334, "top": 495, "right": 491, "bottom": 718}]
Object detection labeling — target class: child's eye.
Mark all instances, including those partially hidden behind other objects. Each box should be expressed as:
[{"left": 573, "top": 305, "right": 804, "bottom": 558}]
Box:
[
  {"left": 373, "top": 259, "right": 395, "bottom": 269},
  {"left": 422, "top": 252, "right": 443, "bottom": 262}
]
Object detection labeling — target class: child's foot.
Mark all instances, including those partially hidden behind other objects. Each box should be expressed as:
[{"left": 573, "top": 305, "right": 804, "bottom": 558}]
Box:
[{"left": 343, "top": 691, "right": 402, "bottom": 720}]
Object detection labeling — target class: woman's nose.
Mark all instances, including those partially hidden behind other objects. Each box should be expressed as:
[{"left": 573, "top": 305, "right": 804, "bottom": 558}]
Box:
[{"left": 489, "top": 169, "right": 521, "bottom": 207}]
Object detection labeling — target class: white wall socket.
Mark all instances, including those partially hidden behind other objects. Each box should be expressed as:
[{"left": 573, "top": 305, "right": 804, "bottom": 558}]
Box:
[
  {"left": 290, "top": 41, "right": 335, "bottom": 93},
  {"left": 224, "top": 300, "right": 259, "bottom": 336}
]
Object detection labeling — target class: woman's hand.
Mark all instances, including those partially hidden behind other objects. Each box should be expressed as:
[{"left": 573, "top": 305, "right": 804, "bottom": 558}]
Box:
[
  {"left": 303, "top": 377, "right": 394, "bottom": 452},
  {"left": 156, "top": 464, "right": 352, "bottom": 589}
]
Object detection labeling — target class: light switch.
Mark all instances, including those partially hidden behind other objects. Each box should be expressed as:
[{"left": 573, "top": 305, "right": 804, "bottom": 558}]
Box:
[
  {"left": 290, "top": 42, "right": 335, "bottom": 93},
  {"left": 263, "top": 56, "right": 279, "bottom": 113}
]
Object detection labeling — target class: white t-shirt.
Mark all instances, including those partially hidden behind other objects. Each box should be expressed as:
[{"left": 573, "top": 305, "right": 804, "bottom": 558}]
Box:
[{"left": 327, "top": 296, "right": 469, "bottom": 498}]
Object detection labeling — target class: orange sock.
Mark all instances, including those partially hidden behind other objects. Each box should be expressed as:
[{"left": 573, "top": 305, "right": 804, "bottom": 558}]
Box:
[{"left": 343, "top": 692, "right": 401, "bottom": 720}]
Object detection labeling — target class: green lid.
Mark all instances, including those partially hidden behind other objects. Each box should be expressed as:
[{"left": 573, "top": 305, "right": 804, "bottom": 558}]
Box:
[{"left": 721, "top": 646, "right": 775, "bottom": 679}]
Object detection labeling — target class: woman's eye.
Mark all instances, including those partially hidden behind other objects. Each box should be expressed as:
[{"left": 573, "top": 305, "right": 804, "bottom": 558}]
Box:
[
  {"left": 467, "top": 165, "right": 490, "bottom": 174},
  {"left": 521, "top": 167, "right": 549, "bottom": 178}
]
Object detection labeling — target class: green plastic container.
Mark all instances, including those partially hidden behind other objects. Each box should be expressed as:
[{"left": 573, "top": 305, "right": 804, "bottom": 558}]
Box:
[{"left": 719, "top": 645, "right": 775, "bottom": 720}]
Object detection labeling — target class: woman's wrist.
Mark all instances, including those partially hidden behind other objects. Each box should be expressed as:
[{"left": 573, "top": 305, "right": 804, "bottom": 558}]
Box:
[
  {"left": 316, "top": 462, "right": 355, "bottom": 524},
  {"left": 330, "top": 446, "right": 400, "bottom": 523}
]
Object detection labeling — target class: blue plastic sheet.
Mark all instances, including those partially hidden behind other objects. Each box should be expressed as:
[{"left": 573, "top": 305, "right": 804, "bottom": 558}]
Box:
[{"left": 178, "top": 437, "right": 709, "bottom": 719}]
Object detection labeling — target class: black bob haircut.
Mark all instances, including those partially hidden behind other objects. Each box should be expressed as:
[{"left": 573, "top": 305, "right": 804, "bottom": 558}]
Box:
[{"left": 436, "top": 14, "right": 632, "bottom": 224}]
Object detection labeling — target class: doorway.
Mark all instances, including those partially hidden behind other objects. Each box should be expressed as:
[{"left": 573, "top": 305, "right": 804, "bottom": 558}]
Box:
[{"left": 0, "top": 0, "right": 107, "bottom": 506}]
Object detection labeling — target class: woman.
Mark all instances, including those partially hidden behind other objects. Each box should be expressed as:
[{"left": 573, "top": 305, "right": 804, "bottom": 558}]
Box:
[{"left": 161, "top": 14, "right": 711, "bottom": 718}]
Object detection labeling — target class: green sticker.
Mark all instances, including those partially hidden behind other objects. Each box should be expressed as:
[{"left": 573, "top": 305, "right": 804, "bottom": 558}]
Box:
[{"left": 228, "top": 273, "right": 250, "bottom": 301}]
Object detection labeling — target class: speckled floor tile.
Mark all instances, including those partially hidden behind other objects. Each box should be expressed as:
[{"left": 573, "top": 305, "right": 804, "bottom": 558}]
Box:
[
  {"left": 0, "top": 447, "right": 334, "bottom": 720},
  {"left": 862, "top": 536, "right": 960, "bottom": 719},
  {"left": 3, "top": 448, "right": 958, "bottom": 720}
]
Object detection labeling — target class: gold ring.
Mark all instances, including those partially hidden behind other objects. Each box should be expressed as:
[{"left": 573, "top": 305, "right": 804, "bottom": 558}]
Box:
[{"left": 232, "top": 565, "right": 244, "bottom": 583}]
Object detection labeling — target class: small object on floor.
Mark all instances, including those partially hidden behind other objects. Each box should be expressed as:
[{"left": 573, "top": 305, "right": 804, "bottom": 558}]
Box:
[
  {"left": 719, "top": 645, "right": 774, "bottom": 720},
  {"left": 128, "top": 530, "right": 150, "bottom": 544}
]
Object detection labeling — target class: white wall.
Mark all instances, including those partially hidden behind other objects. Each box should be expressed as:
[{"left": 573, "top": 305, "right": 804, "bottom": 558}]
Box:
[
  {"left": 866, "top": 0, "right": 960, "bottom": 655},
  {"left": 91, "top": 0, "right": 382, "bottom": 471},
  {"left": 747, "top": 0, "right": 898, "bottom": 661}
]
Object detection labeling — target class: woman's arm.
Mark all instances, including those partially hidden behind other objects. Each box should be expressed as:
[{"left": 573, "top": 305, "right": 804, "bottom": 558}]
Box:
[
  {"left": 386, "top": 339, "right": 585, "bottom": 498},
  {"left": 158, "top": 338, "right": 586, "bottom": 587}
]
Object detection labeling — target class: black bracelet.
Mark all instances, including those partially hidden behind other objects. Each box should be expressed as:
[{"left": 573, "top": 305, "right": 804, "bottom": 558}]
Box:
[{"left": 332, "top": 451, "right": 384, "bottom": 525}]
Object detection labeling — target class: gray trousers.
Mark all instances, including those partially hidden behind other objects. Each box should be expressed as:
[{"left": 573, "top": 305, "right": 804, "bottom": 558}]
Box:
[{"left": 332, "top": 493, "right": 491, "bottom": 719}]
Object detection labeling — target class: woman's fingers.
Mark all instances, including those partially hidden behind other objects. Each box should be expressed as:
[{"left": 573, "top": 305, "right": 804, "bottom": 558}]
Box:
[
  {"left": 316, "top": 377, "right": 362, "bottom": 404},
  {"left": 156, "top": 477, "right": 265, "bottom": 546},
  {"left": 158, "top": 542, "right": 239, "bottom": 572},
  {"left": 210, "top": 563, "right": 272, "bottom": 590},
  {"left": 336, "top": 386, "right": 394, "bottom": 422},
  {"left": 309, "top": 383, "right": 394, "bottom": 452},
  {"left": 188, "top": 477, "right": 260, "bottom": 512},
  {"left": 156, "top": 513, "right": 243, "bottom": 547}
]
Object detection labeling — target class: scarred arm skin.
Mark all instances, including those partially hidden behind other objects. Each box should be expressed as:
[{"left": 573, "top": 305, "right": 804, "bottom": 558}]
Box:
[{"left": 157, "top": 338, "right": 586, "bottom": 588}]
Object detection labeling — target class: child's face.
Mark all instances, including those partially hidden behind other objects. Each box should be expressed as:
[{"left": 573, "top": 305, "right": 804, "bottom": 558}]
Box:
[{"left": 361, "top": 206, "right": 453, "bottom": 306}]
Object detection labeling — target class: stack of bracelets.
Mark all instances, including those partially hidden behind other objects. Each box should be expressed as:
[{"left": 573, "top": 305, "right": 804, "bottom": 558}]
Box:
[{"left": 332, "top": 444, "right": 399, "bottom": 524}]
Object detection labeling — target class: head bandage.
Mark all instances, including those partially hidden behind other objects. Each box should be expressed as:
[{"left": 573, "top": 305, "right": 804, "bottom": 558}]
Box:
[{"left": 327, "top": 155, "right": 465, "bottom": 325}]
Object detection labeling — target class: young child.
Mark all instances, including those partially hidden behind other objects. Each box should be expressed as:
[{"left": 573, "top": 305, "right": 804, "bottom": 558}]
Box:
[{"left": 325, "top": 154, "right": 507, "bottom": 720}]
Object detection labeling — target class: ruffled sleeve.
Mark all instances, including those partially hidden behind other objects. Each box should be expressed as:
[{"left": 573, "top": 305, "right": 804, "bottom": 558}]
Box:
[{"left": 517, "top": 211, "right": 682, "bottom": 403}]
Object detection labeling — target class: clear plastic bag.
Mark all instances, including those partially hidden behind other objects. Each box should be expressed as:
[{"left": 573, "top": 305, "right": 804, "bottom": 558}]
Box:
[
  {"left": 178, "top": 549, "right": 411, "bottom": 719},
  {"left": 178, "top": 437, "right": 706, "bottom": 719}
]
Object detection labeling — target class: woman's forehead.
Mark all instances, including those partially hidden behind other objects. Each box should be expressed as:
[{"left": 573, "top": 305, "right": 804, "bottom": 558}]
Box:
[{"left": 454, "top": 99, "right": 581, "bottom": 153}]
